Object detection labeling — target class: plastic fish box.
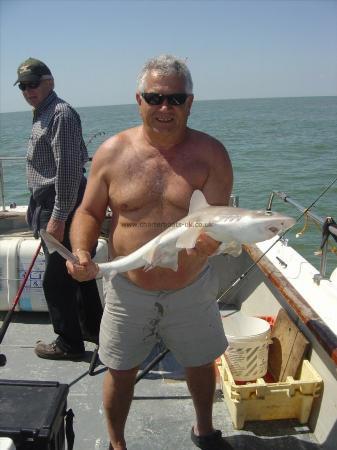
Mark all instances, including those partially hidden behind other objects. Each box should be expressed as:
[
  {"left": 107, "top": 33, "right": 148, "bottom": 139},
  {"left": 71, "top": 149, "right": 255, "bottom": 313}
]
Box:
[
  {"left": 218, "top": 355, "right": 322, "bottom": 429},
  {"left": 0, "top": 380, "right": 70, "bottom": 449}
]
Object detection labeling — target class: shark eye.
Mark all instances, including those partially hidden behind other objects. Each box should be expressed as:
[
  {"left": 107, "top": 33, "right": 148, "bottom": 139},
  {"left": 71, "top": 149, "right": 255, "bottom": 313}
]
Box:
[{"left": 268, "top": 226, "right": 279, "bottom": 233}]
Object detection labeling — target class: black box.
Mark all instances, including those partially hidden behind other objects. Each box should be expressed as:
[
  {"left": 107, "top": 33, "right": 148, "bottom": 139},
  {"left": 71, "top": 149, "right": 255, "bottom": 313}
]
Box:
[{"left": 0, "top": 380, "right": 69, "bottom": 449}]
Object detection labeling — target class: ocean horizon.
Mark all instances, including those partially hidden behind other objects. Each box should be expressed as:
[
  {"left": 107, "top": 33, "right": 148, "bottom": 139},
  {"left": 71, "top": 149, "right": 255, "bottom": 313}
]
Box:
[
  {"left": 1, "top": 94, "right": 336, "bottom": 115},
  {"left": 1, "top": 95, "right": 336, "bottom": 274}
]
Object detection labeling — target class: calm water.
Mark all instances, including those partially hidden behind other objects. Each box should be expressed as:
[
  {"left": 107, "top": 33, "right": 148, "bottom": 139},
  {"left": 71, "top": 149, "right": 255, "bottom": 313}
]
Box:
[{"left": 1, "top": 96, "right": 336, "bottom": 274}]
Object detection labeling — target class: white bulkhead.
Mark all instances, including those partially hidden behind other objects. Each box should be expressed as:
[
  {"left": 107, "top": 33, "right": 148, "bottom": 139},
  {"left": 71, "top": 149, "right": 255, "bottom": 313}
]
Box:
[{"left": 0, "top": 237, "right": 108, "bottom": 311}]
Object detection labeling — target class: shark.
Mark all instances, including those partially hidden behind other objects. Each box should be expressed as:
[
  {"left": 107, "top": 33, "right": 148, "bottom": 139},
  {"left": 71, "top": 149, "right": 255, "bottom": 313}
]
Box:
[{"left": 40, "top": 190, "right": 295, "bottom": 280}]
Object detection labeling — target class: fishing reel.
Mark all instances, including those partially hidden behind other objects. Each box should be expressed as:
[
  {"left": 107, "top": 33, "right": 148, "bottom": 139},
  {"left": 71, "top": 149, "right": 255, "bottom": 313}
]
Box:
[{"left": 0, "top": 352, "right": 6, "bottom": 366}]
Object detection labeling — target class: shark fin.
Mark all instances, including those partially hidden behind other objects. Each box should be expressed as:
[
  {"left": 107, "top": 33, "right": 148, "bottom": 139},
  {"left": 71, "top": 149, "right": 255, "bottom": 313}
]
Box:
[
  {"left": 188, "top": 190, "right": 209, "bottom": 214},
  {"left": 143, "top": 246, "right": 180, "bottom": 272},
  {"left": 161, "top": 256, "right": 179, "bottom": 271},
  {"left": 142, "top": 246, "right": 158, "bottom": 265},
  {"left": 223, "top": 241, "right": 243, "bottom": 257},
  {"left": 176, "top": 227, "right": 201, "bottom": 249},
  {"left": 144, "top": 255, "right": 179, "bottom": 272}
]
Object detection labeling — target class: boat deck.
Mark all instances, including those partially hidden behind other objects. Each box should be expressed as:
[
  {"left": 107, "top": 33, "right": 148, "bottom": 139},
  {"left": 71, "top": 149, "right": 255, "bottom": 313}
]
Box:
[{"left": 0, "top": 311, "right": 323, "bottom": 450}]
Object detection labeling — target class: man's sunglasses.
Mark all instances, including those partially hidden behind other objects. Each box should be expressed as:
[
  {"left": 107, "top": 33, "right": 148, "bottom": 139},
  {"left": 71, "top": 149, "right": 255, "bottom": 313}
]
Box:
[
  {"left": 141, "top": 92, "right": 189, "bottom": 106},
  {"left": 18, "top": 82, "right": 41, "bottom": 91}
]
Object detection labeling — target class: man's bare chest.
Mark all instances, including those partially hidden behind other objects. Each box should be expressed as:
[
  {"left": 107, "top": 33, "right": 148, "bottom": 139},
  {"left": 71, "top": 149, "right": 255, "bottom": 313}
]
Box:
[{"left": 109, "top": 153, "right": 208, "bottom": 214}]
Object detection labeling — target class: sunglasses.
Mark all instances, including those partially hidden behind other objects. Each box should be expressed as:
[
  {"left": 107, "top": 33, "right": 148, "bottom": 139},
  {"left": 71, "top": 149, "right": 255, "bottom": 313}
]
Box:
[
  {"left": 18, "top": 82, "right": 41, "bottom": 91},
  {"left": 141, "top": 92, "right": 189, "bottom": 106}
]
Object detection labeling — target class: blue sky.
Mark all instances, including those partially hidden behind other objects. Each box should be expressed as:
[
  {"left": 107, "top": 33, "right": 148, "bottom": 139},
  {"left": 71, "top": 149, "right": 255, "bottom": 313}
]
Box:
[{"left": 1, "top": 0, "right": 336, "bottom": 112}]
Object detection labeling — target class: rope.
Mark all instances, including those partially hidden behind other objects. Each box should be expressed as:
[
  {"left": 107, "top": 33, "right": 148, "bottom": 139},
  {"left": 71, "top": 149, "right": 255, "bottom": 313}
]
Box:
[{"left": 295, "top": 213, "right": 309, "bottom": 238}]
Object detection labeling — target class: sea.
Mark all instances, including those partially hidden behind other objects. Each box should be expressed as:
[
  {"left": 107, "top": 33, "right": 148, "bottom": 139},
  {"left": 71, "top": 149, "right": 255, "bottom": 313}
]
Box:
[{"left": 1, "top": 96, "right": 336, "bottom": 275}]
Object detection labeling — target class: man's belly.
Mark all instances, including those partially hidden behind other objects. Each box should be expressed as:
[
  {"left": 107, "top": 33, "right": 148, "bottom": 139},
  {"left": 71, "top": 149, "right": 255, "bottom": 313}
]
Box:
[
  {"left": 110, "top": 211, "right": 208, "bottom": 290},
  {"left": 123, "top": 252, "right": 209, "bottom": 291}
]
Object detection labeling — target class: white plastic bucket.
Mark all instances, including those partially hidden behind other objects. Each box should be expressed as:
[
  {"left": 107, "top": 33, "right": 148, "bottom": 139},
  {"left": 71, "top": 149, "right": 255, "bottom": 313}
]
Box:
[{"left": 221, "top": 312, "right": 271, "bottom": 381}]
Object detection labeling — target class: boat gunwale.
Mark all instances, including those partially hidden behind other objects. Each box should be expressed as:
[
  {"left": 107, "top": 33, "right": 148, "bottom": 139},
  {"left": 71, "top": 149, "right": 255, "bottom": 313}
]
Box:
[{"left": 244, "top": 243, "right": 337, "bottom": 367}]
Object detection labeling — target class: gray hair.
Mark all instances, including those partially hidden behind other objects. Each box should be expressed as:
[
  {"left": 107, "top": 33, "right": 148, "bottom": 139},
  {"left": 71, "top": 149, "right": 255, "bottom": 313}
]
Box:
[{"left": 137, "top": 54, "right": 193, "bottom": 94}]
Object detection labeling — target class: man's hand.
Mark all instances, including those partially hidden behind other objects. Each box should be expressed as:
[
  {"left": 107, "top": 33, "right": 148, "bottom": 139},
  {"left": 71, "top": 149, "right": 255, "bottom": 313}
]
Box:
[
  {"left": 46, "top": 218, "right": 66, "bottom": 242},
  {"left": 186, "top": 232, "right": 220, "bottom": 257},
  {"left": 66, "top": 249, "right": 99, "bottom": 282}
]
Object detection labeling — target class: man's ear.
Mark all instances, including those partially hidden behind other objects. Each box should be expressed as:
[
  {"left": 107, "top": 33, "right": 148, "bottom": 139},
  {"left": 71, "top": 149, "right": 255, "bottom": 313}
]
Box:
[
  {"left": 187, "top": 94, "right": 194, "bottom": 115},
  {"left": 136, "top": 92, "right": 142, "bottom": 105}
]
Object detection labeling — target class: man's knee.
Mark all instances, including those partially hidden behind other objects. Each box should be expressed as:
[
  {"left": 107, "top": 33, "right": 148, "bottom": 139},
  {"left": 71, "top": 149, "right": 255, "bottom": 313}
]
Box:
[
  {"left": 185, "top": 361, "right": 216, "bottom": 383},
  {"left": 104, "top": 366, "right": 139, "bottom": 389},
  {"left": 108, "top": 367, "right": 139, "bottom": 378},
  {"left": 103, "top": 367, "right": 138, "bottom": 408}
]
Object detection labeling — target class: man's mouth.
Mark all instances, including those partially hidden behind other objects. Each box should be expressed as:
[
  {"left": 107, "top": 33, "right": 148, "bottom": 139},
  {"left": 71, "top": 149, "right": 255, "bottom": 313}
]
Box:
[{"left": 156, "top": 117, "right": 173, "bottom": 123}]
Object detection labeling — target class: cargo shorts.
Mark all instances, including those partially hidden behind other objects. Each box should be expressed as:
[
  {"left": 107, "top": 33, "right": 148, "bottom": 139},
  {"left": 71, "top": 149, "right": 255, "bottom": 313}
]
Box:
[{"left": 99, "top": 264, "right": 227, "bottom": 369}]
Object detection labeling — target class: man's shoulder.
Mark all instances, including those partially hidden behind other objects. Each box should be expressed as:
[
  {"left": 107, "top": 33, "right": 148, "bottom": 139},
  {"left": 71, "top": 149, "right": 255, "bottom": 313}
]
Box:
[
  {"left": 118, "top": 126, "right": 139, "bottom": 139},
  {"left": 53, "top": 98, "right": 79, "bottom": 118},
  {"left": 102, "top": 127, "right": 139, "bottom": 148},
  {"left": 189, "top": 128, "right": 226, "bottom": 152},
  {"left": 94, "top": 127, "right": 139, "bottom": 159}
]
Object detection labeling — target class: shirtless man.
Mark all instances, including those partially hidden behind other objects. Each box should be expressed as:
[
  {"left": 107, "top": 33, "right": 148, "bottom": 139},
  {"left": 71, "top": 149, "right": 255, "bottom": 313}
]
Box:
[{"left": 67, "top": 55, "right": 233, "bottom": 450}]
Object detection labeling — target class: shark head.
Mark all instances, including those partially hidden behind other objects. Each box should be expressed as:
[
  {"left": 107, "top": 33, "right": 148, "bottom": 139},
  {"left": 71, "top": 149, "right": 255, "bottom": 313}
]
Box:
[
  {"left": 235, "top": 209, "right": 296, "bottom": 243},
  {"left": 187, "top": 190, "right": 296, "bottom": 245},
  {"left": 193, "top": 206, "right": 296, "bottom": 244}
]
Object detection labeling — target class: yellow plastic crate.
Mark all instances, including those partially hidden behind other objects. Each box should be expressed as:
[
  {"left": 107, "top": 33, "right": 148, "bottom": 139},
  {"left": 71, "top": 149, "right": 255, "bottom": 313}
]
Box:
[{"left": 218, "top": 355, "right": 323, "bottom": 429}]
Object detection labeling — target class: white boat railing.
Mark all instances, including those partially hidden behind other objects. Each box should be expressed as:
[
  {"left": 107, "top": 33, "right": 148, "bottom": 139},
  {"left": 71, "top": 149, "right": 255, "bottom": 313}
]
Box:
[
  {"left": 0, "top": 155, "right": 239, "bottom": 210},
  {"left": 0, "top": 157, "right": 28, "bottom": 212},
  {"left": 267, "top": 190, "right": 337, "bottom": 282},
  {"left": 0, "top": 155, "right": 99, "bottom": 212},
  {"left": 0, "top": 160, "right": 5, "bottom": 211}
]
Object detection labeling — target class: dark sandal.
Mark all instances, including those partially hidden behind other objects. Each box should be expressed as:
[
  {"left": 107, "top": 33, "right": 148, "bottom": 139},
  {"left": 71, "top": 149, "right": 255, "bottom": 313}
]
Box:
[{"left": 191, "top": 427, "right": 231, "bottom": 449}]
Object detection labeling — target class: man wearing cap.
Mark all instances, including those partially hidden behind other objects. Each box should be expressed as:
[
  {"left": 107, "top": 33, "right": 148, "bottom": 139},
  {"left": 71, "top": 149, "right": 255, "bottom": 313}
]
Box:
[{"left": 15, "top": 57, "right": 103, "bottom": 360}]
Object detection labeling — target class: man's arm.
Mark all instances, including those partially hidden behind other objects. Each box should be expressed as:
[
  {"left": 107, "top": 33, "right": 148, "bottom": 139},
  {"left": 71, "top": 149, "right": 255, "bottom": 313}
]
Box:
[
  {"left": 202, "top": 140, "right": 233, "bottom": 206},
  {"left": 66, "top": 146, "right": 110, "bottom": 281},
  {"left": 47, "top": 110, "right": 86, "bottom": 241},
  {"left": 189, "top": 139, "right": 233, "bottom": 256}
]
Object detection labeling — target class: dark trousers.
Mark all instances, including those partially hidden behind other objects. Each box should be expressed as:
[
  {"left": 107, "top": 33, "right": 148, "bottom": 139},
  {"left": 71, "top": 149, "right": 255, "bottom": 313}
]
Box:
[{"left": 40, "top": 216, "right": 103, "bottom": 352}]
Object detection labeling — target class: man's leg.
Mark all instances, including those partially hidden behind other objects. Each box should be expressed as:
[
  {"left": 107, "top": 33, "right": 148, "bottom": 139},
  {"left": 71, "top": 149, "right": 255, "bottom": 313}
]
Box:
[
  {"left": 103, "top": 367, "right": 138, "bottom": 450},
  {"left": 77, "top": 279, "right": 103, "bottom": 343},
  {"left": 40, "top": 245, "right": 85, "bottom": 351},
  {"left": 185, "top": 361, "right": 217, "bottom": 436},
  {"left": 37, "top": 219, "right": 85, "bottom": 354}
]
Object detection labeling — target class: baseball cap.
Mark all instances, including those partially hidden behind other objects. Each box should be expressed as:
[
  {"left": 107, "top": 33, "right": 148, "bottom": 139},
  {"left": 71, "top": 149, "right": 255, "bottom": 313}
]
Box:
[{"left": 14, "top": 57, "right": 53, "bottom": 86}]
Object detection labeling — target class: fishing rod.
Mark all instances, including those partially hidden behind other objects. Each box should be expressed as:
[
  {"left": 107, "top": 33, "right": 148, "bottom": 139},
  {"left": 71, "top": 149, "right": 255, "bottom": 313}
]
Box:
[
  {"left": 87, "top": 131, "right": 106, "bottom": 164},
  {"left": 86, "top": 131, "right": 106, "bottom": 146},
  {"left": 0, "top": 243, "right": 42, "bottom": 366},
  {"left": 217, "top": 175, "right": 337, "bottom": 303}
]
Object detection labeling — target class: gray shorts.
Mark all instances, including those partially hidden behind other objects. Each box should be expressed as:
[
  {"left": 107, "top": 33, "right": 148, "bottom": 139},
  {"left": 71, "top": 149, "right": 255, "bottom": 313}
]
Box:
[{"left": 99, "top": 265, "right": 227, "bottom": 370}]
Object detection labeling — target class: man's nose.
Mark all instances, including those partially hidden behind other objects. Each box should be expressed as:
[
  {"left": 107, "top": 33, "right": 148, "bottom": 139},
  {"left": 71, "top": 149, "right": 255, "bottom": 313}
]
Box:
[{"left": 160, "top": 98, "right": 171, "bottom": 108}]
